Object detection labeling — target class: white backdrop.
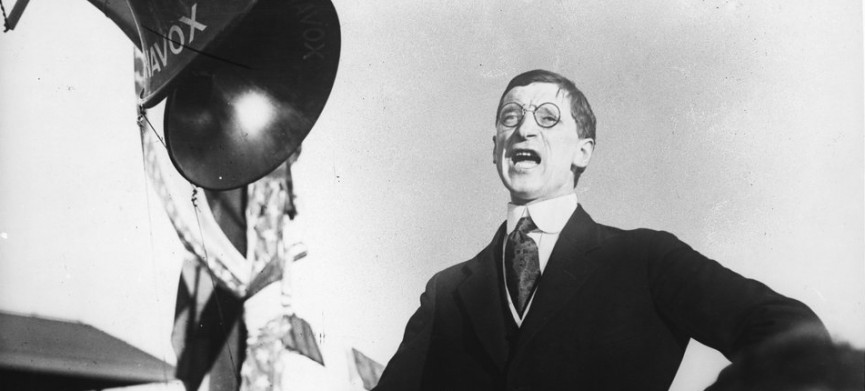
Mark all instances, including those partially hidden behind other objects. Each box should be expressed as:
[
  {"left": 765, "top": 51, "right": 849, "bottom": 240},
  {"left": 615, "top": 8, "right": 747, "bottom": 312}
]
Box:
[{"left": 1, "top": 1, "right": 862, "bottom": 390}]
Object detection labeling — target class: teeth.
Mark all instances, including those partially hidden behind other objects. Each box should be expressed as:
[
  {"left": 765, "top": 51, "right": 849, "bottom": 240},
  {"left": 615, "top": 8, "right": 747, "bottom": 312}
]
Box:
[{"left": 511, "top": 150, "right": 539, "bottom": 164}]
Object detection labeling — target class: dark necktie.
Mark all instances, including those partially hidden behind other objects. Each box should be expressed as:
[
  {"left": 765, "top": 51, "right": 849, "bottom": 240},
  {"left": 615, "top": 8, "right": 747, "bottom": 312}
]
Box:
[{"left": 505, "top": 217, "right": 540, "bottom": 317}]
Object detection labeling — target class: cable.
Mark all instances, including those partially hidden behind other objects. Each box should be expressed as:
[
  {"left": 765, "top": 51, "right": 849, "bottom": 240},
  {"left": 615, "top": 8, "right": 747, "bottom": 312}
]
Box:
[
  {"left": 138, "top": 105, "right": 167, "bottom": 149},
  {"left": 137, "top": 108, "right": 173, "bottom": 384}
]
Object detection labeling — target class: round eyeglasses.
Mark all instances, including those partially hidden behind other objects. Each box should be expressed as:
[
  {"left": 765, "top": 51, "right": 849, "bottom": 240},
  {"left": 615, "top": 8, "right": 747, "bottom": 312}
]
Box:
[{"left": 497, "top": 102, "right": 561, "bottom": 129}]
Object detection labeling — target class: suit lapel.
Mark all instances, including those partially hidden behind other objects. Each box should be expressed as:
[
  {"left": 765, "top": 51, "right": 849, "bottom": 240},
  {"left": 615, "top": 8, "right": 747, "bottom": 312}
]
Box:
[
  {"left": 510, "top": 206, "right": 604, "bottom": 366},
  {"left": 456, "top": 223, "right": 509, "bottom": 372}
]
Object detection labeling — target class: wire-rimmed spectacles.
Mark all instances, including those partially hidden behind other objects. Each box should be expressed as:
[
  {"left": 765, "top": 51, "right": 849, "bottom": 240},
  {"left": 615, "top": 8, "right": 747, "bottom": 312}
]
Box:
[{"left": 497, "top": 102, "right": 561, "bottom": 129}]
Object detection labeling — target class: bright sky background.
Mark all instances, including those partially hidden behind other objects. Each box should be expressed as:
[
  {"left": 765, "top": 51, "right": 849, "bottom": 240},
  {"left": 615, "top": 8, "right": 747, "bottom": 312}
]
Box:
[{"left": 1, "top": 1, "right": 863, "bottom": 390}]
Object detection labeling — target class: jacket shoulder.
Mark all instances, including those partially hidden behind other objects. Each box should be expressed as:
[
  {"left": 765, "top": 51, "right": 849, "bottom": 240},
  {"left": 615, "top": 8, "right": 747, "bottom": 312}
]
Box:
[
  {"left": 425, "top": 247, "right": 489, "bottom": 289},
  {"left": 593, "top": 222, "right": 686, "bottom": 248}
]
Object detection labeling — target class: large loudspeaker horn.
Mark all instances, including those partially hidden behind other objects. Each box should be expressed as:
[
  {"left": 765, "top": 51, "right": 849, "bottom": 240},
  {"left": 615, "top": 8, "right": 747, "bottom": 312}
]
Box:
[{"left": 128, "top": 0, "right": 340, "bottom": 190}]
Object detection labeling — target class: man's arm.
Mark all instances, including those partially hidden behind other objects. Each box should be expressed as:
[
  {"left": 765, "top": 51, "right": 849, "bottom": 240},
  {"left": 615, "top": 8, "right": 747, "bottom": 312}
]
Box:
[
  {"left": 373, "top": 274, "right": 438, "bottom": 391},
  {"left": 646, "top": 230, "right": 826, "bottom": 360}
]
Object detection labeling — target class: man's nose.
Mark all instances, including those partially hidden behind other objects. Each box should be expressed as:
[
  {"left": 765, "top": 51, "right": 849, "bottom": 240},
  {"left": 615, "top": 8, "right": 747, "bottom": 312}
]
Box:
[{"left": 516, "top": 116, "right": 540, "bottom": 139}]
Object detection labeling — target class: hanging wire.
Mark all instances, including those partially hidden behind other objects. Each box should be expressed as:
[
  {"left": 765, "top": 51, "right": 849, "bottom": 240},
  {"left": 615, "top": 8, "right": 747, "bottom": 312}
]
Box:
[
  {"left": 138, "top": 105, "right": 167, "bottom": 148},
  {"left": 136, "top": 106, "right": 174, "bottom": 384}
]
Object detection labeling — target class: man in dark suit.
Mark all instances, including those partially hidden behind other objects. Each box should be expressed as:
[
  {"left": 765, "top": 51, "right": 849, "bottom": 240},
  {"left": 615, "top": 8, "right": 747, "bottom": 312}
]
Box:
[{"left": 374, "top": 69, "right": 825, "bottom": 390}]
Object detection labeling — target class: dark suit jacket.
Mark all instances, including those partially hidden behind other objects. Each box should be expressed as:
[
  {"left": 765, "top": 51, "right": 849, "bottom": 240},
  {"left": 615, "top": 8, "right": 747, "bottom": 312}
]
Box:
[{"left": 374, "top": 206, "right": 825, "bottom": 391}]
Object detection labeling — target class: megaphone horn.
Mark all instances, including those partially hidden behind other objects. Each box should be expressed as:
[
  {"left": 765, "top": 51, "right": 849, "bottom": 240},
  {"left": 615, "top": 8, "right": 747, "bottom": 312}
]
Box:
[{"left": 131, "top": 0, "right": 340, "bottom": 190}]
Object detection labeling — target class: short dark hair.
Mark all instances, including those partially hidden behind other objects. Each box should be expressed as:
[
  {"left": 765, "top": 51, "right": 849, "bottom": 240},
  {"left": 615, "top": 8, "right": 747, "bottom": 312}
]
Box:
[{"left": 497, "top": 69, "right": 596, "bottom": 141}]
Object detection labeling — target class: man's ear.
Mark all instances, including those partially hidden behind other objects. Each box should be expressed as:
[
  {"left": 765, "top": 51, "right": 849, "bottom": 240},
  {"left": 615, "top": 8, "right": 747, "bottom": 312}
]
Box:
[
  {"left": 572, "top": 138, "right": 594, "bottom": 171},
  {"left": 492, "top": 135, "right": 498, "bottom": 164}
]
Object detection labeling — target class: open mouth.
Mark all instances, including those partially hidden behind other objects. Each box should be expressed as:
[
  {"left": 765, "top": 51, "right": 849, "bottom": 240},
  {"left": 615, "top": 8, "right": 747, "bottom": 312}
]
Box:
[{"left": 511, "top": 149, "right": 541, "bottom": 169}]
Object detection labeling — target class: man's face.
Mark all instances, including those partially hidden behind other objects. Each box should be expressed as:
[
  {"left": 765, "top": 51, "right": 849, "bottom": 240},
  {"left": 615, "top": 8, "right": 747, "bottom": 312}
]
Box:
[{"left": 493, "top": 82, "right": 593, "bottom": 205}]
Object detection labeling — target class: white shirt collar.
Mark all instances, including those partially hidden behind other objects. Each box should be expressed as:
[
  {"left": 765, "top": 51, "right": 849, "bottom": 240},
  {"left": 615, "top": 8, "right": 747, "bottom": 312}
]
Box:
[{"left": 506, "top": 193, "right": 578, "bottom": 234}]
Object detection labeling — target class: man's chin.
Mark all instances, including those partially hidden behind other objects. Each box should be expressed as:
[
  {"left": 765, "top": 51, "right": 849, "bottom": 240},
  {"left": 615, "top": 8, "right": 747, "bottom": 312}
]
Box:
[{"left": 506, "top": 187, "right": 543, "bottom": 205}]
